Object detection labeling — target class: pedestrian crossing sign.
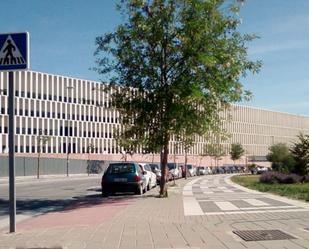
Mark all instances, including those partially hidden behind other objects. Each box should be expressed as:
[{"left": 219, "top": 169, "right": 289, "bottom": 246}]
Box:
[{"left": 0, "top": 32, "right": 29, "bottom": 71}]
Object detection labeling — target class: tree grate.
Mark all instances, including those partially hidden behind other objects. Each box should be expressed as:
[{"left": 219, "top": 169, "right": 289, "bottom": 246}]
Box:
[{"left": 233, "top": 230, "right": 296, "bottom": 241}]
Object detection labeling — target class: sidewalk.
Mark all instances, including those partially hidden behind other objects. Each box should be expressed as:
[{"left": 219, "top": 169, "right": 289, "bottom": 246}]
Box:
[
  {"left": 0, "top": 174, "right": 100, "bottom": 185},
  {"left": 0, "top": 176, "right": 309, "bottom": 249}
]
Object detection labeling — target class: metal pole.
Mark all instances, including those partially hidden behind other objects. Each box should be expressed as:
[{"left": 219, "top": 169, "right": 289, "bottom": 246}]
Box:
[
  {"left": 66, "top": 144, "right": 69, "bottom": 177},
  {"left": 66, "top": 89, "right": 69, "bottom": 177},
  {"left": 8, "top": 71, "right": 16, "bottom": 233},
  {"left": 66, "top": 86, "right": 74, "bottom": 177}
]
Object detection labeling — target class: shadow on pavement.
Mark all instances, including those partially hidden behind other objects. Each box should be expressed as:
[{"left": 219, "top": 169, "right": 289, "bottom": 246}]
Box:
[{"left": 0, "top": 188, "right": 157, "bottom": 217}]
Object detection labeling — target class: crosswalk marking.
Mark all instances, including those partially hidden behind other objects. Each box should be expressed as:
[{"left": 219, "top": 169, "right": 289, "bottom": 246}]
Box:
[
  {"left": 215, "top": 201, "right": 239, "bottom": 211},
  {"left": 204, "top": 208, "right": 307, "bottom": 216},
  {"left": 183, "top": 175, "right": 309, "bottom": 216},
  {"left": 243, "top": 198, "right": 270, "bottom": 206},
  {"left": 222, "top": 189, "right": 234, "bottom": 193},
  {"left": 183, "top": 196, "right": 204, "bottom": 216},
  {"left": 203, "top": 191, "right": 214, "bottom": 194}
]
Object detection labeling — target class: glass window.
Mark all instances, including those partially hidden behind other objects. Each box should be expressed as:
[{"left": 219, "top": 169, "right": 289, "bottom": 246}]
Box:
[{"left": 107, "top": 163, "right": 135, "bottom": 174}]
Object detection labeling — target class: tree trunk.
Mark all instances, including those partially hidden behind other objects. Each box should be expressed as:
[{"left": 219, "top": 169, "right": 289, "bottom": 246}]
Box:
[
  {"left": 37, "top": 149, "right": 40, "bottom": 179},
  {"left": 159, "top": 142, "right": 169, "bottom": 196},
  {"left": 184, "top": 150, "right": 187, "bottom": 180}
]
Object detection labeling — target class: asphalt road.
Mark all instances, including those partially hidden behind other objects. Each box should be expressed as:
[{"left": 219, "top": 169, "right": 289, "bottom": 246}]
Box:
[{"left": 0, "top": 175, "right": 103, "bottom": 222}]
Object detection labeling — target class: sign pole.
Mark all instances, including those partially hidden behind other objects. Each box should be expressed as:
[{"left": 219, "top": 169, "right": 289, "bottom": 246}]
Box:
[
  {"left": 8, "top": 71, "right": 16, "bottom": 233},
  {"left": 0, "top": 32, "right": 29, "bottom": 233}
]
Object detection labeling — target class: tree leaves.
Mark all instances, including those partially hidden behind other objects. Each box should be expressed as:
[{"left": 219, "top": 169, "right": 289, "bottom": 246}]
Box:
[{"left": 94, "top": 0, "right": 261, "bottom": 166}]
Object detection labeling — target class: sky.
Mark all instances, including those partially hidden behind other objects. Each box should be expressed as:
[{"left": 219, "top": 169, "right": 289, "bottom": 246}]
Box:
[{"left": 0, "top": 0, "right": 308, "bottom": 116}]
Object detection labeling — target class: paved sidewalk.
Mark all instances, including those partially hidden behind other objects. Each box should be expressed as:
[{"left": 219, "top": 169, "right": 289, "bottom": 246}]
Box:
[
  {"left": 0, "top": 174, "right": 100, "bottom": 185},
  {"left": 0, "top": 175, "right": 308, "bottom": 249}
]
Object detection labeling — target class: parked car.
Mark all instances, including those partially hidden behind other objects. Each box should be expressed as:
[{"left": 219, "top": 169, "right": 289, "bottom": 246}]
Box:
[
  {"left": 256, "top": 166, "right": 268, "bottom": 174},
  {"left": 228, "top": 166, "right": 237, "bottom": 173},
  {"left": 197, "top": 166, "right": 206, "bottom": 175},
  {"left": 167, "top": 163, "right": 182, "bottom": 179},
  {"left": 206, "top": 166, "right": 213, "bottom": 174},
  {"left": 139, "top": 163, "right": 157, "bottom": 190},
  {"left": 101, "top": 162, "right": 147, "bottom": 196},
  {"left": 236, "top": 165, "right": 246, "bottom": 173},
  {"left": 213, "top": 167, "right": 225, "bottom": 174},
  {"left": 149, "top": 163, "right": 162, "bottom": 183},
  {"left": 186, "top": 164, "right": 196, "bottom": 177},
  {"left": 179, "top": 164, "right": 189, "bottom": 178}
]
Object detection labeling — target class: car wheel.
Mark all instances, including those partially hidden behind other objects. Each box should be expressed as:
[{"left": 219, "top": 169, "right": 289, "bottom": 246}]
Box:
[
  {"left": 147, "top": 181, "right": 151, "bottom": 191},
  {"left": 102, "top": 189, "right": 109, "bottom": 197},
  {"left": 135, "top": 184, "right": 143, "bottom": 195}
]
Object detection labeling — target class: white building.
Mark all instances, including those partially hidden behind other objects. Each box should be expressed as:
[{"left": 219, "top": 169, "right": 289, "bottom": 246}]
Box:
[{"left": 0, "top": 70, "right": 308, "bottom": 166}]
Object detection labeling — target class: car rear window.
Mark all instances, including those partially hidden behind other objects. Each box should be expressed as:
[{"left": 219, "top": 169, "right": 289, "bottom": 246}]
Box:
[
  {"left": 149, "top": 164, "right": 158, "bottom": 170},
  {"left": 167, "top": 163, "right": 176, "bottom": 170},
  {"left": 145, "top": 165, "right": 152, "bottom": 171},
  {"left": 108, "top": 163, "right": 135, "bottom": 174}
]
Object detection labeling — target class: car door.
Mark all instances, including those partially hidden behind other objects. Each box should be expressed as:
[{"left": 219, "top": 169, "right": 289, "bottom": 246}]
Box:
[{"left": 145, "top": 164, "right": 156, "bottom": 188}]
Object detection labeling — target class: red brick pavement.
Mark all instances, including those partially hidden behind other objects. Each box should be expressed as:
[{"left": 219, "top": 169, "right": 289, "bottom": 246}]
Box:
[{"left": 17, "top": 198, "right": 136, "bottom": 230}]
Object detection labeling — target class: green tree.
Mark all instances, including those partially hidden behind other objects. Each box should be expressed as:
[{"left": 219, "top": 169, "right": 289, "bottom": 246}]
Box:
[
  {"left": 205, "top": 143, "right": 226, "bottom": 167},
  {"left": 230, "top": 143, "right": 244, "bottom": 165},
  {"left": 290, "top": 133, "right": 309, "bottom": 176},
  {"left": 95, "top": 0, "right": 261, "bottom": 196},
  {"left": 267, "top": 143, "right": 295, "bottom": 173}
]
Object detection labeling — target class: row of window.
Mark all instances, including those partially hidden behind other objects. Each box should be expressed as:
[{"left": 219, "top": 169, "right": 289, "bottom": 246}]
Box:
[
  {"left": 3, "top": 145, "right": 117, "bottom": 154},
  {"left": 0, "top": 87, "right": 112, "bottom": 107},
  {"left": 0, "top": 126, "right": 113, "bottom": 139},
  {"left": 0, "top": 108, "right": 119, "bottom": 123}
]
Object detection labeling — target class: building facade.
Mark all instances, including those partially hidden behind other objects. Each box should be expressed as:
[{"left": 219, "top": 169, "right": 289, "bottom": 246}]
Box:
[{"left": 0, "top": 70, "right": 309, "bottom": 167}]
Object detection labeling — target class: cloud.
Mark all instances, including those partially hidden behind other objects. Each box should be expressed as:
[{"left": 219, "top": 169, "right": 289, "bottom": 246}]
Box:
[{"left": 249, "top": 40, "right": 309, "bottom": 55}]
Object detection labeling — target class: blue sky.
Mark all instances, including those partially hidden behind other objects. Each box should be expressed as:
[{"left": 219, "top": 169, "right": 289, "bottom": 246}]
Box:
[{"left": 0, "top": 0, "right": 308, "bottom": 116}]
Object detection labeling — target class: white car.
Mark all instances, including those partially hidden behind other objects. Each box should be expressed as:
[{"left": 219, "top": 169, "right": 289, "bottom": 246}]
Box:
[
  {"left": 139, "top": 163, "right": 157, "bottom": 190},
  {"left": 187, "top": 164, "right": 196, "bottom": 177},
  {"left": 206, "top": 166, "right": 213, "bottom": 174},
  {"left": 167, "top": 163, "right": 182, "bottom": 179},
  {"left": 197, "top": 166, "right": 206, "bottom": 175},
  {"left": 256, "top": 166, "right": 268, "bottom": 174},
  {"left": 149, "top": 163, "right": 161, "bottom": 183}
]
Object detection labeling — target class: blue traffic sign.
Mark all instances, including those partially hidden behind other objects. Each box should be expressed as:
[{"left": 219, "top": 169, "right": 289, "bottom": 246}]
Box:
[{"left": 0, "top": 32, "right": 29, "bottom": 71}]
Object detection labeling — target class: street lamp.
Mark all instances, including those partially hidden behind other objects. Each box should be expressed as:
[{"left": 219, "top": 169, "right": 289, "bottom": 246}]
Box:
[
  {"left": 66, "top": 86, "right": 74, "bottom": 177},
  {"left": 37, "top": 128, "right": 50, "bottom": 179}
]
